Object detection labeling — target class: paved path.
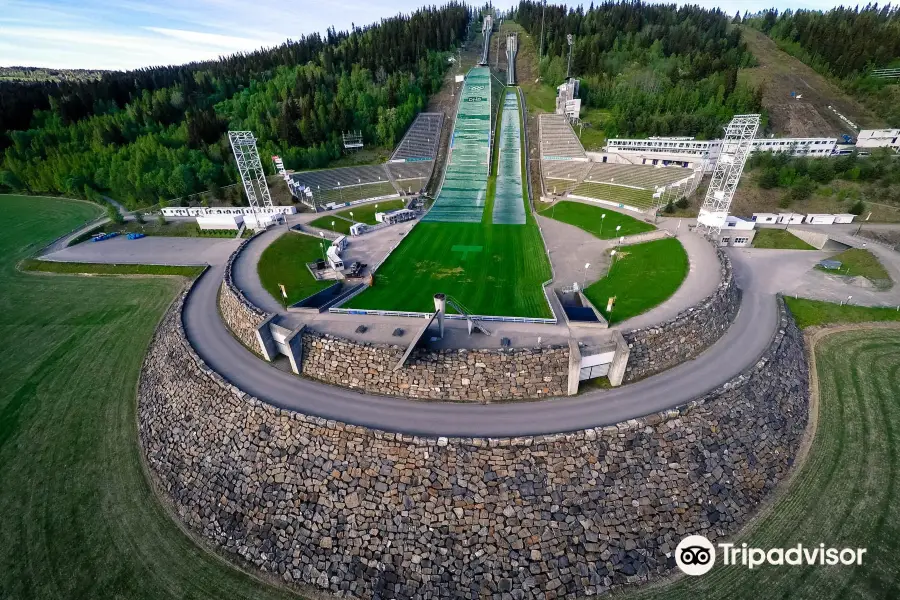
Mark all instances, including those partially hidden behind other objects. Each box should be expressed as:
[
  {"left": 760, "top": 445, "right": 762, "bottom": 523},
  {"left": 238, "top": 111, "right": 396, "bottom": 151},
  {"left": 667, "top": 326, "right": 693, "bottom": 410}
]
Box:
[{"left": 43, "top": 236, "right": 240, "bottom": 266}]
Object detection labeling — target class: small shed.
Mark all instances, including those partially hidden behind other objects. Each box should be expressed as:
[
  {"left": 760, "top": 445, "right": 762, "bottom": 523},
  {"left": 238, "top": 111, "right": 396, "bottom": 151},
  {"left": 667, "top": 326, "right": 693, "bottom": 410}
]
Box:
[
  {"left": 777, "top": 213, "right": 805, "bottom": 224},
  {"left": 833, "top": 214, "right": 856, "bottom": 224}
]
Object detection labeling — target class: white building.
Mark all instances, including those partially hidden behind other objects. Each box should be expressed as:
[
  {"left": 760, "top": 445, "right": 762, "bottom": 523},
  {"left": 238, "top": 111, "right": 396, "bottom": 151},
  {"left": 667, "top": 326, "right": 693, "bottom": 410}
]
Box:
[
  {"left": 805, "top": 214, "right": 837, "bottom": 225},
  {"left": 196, "top": 214, "right": 243, "bottom": 230},
  {"left": 777, "top": 213, "right": 805, "bottom": 225},
  {"left": 716, "top": 216, "right": 756, "bottom": 247},
  {"left": 161, "top": 205, "right": 296, "bottom": 218},
  {"left": 751, "top": 212, "right": 779, "bottom": 224},
  {"left": 856, "top": 129, "right": 900, "bottom": 150}
]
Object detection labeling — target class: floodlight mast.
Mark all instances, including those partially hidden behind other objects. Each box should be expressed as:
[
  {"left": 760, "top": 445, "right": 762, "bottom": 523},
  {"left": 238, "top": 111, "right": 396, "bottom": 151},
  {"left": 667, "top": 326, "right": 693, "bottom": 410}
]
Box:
[
  {"left": 228, "top": 131, "right": 273, "bottom": 215},
  {"left": 696, "top": 114, "right": 760, "bottom": 236}
]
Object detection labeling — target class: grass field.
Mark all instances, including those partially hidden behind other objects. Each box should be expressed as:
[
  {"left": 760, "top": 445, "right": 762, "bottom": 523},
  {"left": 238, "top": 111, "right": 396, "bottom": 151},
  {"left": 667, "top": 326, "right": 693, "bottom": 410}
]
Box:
[
  {"left": 817, "top": 248, "right": 892, "bottom": 286},
  {"left": 345, "top": 86, "right": 552, "bottom": 318},
  {"left": 336, "top": 198, "right": 405, "bottom": 225},
  {"left": 20, "top": 259, "right": 204, "bottom": 277},
  {"left": 0, "top": 195, "right": 294, "bottom": 600},
  {"left": 308, "top": 215, "right": 352, "bottom": 234},
  {"left": 785, "top": 297, "right": 900, "bottom": 328},
  {"left": 752, "top": 228, "right": 816, "bottom": 250},
  {"left": 257, "top": 232, "right": 334, "bottom": 306},
  {"left": 539, "top": 200, "right": 655, "bottom": 239},
  {"left": 626, "top": 325, "right": 900, "bottom": 600},
  {"left": 571, "top": 182, "right": 655, "bottom": 211},
  {"left": 584, "top": 238, "right": 688, "bottom": 324}
]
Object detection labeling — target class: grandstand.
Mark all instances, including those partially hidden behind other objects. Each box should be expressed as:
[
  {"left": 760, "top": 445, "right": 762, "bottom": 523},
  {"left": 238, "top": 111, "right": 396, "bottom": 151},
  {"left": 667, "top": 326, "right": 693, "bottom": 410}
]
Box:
[
  {"left": 424, "top": 67, "right": 493, "bottom": 223},
  {"left": 390, "top": 112, "right": 443, "bottom": 161},
  {"left": 539, "top": 114, "right": 591, "bottom": 195},
  {"left": 492, "top": 91, "right": 526, "bottom": 224},
  {"left": 289, "top": 112, "right": 444, "bottom": 211},
  {"left": 570, "top": 162, "right": 700, "bottom": 213}
]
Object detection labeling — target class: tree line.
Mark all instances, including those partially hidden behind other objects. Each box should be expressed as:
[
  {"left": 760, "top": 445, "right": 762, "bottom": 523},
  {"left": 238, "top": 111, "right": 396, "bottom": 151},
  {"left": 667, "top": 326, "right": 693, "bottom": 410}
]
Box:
[
  {"left": 0, "top": 3, "right": 470, "bottom": 207},
  {"left": 512, "top": 0, "right": 763, "bottom": 139}
]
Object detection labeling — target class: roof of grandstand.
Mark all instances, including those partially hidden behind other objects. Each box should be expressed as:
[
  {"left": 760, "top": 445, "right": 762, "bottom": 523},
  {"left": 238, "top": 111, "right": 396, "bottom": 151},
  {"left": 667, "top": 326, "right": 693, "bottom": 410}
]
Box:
[
  {"left": 390, "top": 112, "right": 443, "bottom": 162},
  {"left": 584, "top": 162, "right": 697, "bottom": 190},
  {"left": 539, "top": 114, "right": 587, "bottom": 160}
]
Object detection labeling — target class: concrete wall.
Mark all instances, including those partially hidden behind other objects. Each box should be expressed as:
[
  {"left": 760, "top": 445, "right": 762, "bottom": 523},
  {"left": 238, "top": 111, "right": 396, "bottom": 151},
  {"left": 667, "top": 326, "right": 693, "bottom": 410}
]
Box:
[
  {"left": 139, "top": 289, "right": 808, "bottom": 599},
  {"left": 787, "top": 227, "right": 830, "bottom": 250},
  {"left": 219, "top": 232, "right": 271, "bottom": 355},
  {"left": 622, "top": 248, "right": 740, "bottom": 382},
  {"left": 301, "top": 330, "right": 569, "bottom": 401}
]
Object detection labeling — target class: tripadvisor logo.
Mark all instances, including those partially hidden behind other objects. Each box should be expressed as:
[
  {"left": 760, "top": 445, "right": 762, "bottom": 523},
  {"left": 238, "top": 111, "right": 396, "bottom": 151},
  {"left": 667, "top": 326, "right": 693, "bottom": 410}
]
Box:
[{"left": 675, "top": 535, "right": 867, "bottom": 576}]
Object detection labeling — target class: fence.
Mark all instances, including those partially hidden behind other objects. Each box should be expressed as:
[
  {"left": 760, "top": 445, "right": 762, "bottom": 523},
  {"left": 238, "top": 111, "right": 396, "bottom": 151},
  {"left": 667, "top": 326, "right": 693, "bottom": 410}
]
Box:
[{"left": 328, "top": 306, "right": 557, "bottom": 324}]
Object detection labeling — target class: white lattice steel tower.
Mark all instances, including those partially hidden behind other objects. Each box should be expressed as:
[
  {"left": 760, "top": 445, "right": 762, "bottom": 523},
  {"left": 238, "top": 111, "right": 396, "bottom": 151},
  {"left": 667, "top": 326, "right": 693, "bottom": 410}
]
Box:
[
  {"left": 696, "top": 114, "right": 760, "bottom": 235},
  {"left": 228, "top": 131, "right": 273, "bottom": 211}
]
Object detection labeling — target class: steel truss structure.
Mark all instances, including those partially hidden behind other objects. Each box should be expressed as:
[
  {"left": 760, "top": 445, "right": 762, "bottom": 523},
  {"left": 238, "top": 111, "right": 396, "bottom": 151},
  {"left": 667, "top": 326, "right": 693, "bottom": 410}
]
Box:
[
  {"left": 228, "top": 131, "right": 273, "bottom": 211},
  {"left": 506, "top": 33, "right": 517, "bottom": 85},
  {"left": 697, "top": 114, "right": 760, "bottom": 236}
]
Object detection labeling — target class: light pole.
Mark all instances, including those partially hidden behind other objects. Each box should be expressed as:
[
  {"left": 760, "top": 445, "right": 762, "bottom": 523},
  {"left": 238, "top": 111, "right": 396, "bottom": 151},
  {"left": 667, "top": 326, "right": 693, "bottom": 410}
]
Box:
[
  {"left": 582, "top": 262, "right": 590, "bottom": 291},
  {"left": 615, "top": 224, "right": 621, "bottom": 243},
  {"left": 609, "top": 249, "right": 617, "bottom": 276},
  {"left": 349, "top": 211, "right": 354, "bottom": 223},
  {"left": 331, "top": 220, "right": 336, "bottom": 232},
  {"left": 599, "top": 213, "right": 606, "bottom": 237},
  {"left": 318, "top": 231, "right": 326, "bottom": 260}
]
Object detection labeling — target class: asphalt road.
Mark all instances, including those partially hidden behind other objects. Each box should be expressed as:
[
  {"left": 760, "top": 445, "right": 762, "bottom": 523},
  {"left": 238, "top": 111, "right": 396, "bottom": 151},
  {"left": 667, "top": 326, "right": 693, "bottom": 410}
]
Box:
[{"left": 183, "top": 252, "right": 780, "bottom": 437}]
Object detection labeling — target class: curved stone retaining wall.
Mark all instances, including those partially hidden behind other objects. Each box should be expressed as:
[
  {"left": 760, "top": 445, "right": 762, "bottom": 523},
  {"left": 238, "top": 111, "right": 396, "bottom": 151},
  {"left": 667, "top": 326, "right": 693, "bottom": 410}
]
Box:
[
  {"left": 622, "top": 248, "right": 739, "bottom": 382},
  {"left": 219, "top": 232, "right": 270, "bottom": 353},
  {"left": 139, "top": 282, "right": 807, "bottom": 599},
  {"left": 301, "top": 330, "right": 568, "bottom": 401}
]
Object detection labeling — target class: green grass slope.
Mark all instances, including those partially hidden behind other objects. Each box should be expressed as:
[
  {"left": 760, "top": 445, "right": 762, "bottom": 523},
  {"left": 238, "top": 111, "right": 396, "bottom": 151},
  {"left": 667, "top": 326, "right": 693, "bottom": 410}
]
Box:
[
  {"left": 626, "top": 327, "right": 900, "bottom": 600},
  {"left": 539, "top": 200, "right": 655, "bottom": 239},
  {"left": 584, "top": 238, "right": 688, "bottom": 324},
  {"left": 0, "top": 195, "right": 296, "bottom": 600},
  {"left": 752, "top": 228, "right": 816, "bottom": 250},
  {"left": 257, "top": 232, "right": 334, "bottom": 305}
]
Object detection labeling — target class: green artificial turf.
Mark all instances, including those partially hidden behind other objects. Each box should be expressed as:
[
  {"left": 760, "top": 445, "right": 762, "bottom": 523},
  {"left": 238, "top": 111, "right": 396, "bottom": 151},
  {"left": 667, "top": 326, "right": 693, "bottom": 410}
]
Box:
[
  {"left": 20, "top": 259, "right": 204, "bottom": 277},
  {"left": 752, "top": 228, "right": 816, "bottom": 250},
  {"left": 539, "top": 200, "right": 655, "bottom": 239},
  {"left": 257, "top": 231, "right": 334, "bottom": 305},
  {"left": 584, "top": 238, "right": 688, "bottom": 324},
  {"left": 308, "top": 215, "right": 353, "bottom": 234},
  {"left": 817, "top": 248, "right": 892, "bottom": 286},
  {"left": 335, "top": 198, "right": 405, "bottom": 225},
  {"left": 313, "top": 182, "right": 397, "bottom": 206},
  {"left": 346, "top": 91, "right": 552, "bottom": 318},
  {"left": 785, "top": 297, "right": 900, "bottom": 329},
  {"left": 0, "top": 195, "right": 296, "bottom": 599},
  {"left": 626, "top": 328, "right": 900, "bottom": 600},
  {"left": 346, "top": 221, "right": 552, "bottom": 317}
]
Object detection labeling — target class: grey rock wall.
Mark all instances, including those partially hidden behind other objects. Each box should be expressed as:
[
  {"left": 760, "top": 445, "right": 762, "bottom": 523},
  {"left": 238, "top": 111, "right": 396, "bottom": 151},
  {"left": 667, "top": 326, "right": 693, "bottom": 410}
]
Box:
[
  {"left": 622, "top": 248, "right": 740, "bottom": 382},
  {"left": 301, "top": 331, "right": 569, "bottom": 401},
  {"left": 139, "top": 283, "right": 808, "bottom": 599},
  {"left": 219, "top": 232, "right": 270, "bottom": 354}
]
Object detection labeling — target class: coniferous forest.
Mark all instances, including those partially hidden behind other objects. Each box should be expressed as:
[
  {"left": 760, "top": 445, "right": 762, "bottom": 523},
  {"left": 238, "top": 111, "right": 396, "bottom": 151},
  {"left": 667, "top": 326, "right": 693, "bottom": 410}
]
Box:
[
  {"left": 0, "top": 4, "right": 469, "bottom": 207},
  {"left": 513, "top": 0, "right": 763, "bottom": 139},
  {"left": 748, "top": 5, "right": 900, "bottom": 126}
]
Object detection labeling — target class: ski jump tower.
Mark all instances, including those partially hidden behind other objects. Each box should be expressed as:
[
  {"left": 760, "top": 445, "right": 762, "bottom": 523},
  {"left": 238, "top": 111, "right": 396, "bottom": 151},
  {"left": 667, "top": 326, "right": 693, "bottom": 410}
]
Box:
[
  {"left": 506, "top": 33, "right": 518, "bottom": 85},
  {"left": 228, "top": 131, "right": 273, "bottom": 211},
  {"left": 696, "top": 114, "right": 760, "bottom": 235},
  {"left": 479, "top": 15, "right": 493, "bottom": 66}
]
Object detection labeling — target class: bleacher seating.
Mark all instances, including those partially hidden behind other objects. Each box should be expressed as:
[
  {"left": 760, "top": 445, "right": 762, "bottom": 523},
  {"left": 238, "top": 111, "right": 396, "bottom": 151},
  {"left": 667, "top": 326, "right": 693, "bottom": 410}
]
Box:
[
  {"left": 387, "top": 161, "right": 434, "bottom": 181},
  {"left": 583, "top": 163, "right": 694, "bottom": 190},
  {"left": 539, "top": 114, "right": 587, "bottom": 160},
  {"left": 290, "top": 164, "right": 390, "bottom": 191},
  {"left": 391, "top": 113, "right": 444, "bottom": 161}
]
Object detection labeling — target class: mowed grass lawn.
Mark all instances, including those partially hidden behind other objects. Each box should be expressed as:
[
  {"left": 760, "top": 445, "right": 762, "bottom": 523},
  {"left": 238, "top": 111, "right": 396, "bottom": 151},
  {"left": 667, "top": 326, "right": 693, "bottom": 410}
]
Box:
[
  {"left": 0, "top": 195, "right": 295, "bottom": 599},
  {"left": 257, "top": 232, "right": 333, "bottom": 305},
  {"left": 584, "top": 238, "right": 688, "bottom": 324},
  {"left": 336, "top": 198, "right": 405, "bottom": 225},
  {"left": 347, "top": 220, "right": 552, "bottom": 317},
  {"left": 539, "top": 200, "right": 655, "bottom": 239},
  {"left": 818, "top": 248, "right": 892, "bottom": 286},
  {"left": 626, "top": 326, "right": 900, "bottom": 600},
  {"left": 308, "top": 215, "right": 352, "bottom": 234},
  {"left": 753, "top": 228, "right": 816, "bottom": 250},
  {"left": 571, "top": 182, "right": 656, "bottom": 211}
]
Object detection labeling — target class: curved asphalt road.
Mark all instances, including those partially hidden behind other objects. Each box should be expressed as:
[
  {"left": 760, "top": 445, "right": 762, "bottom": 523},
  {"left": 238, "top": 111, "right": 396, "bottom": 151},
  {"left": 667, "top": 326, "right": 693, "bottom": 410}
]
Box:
[{"left": 183, "top": 247, "right": 782, "bottom": 437}]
